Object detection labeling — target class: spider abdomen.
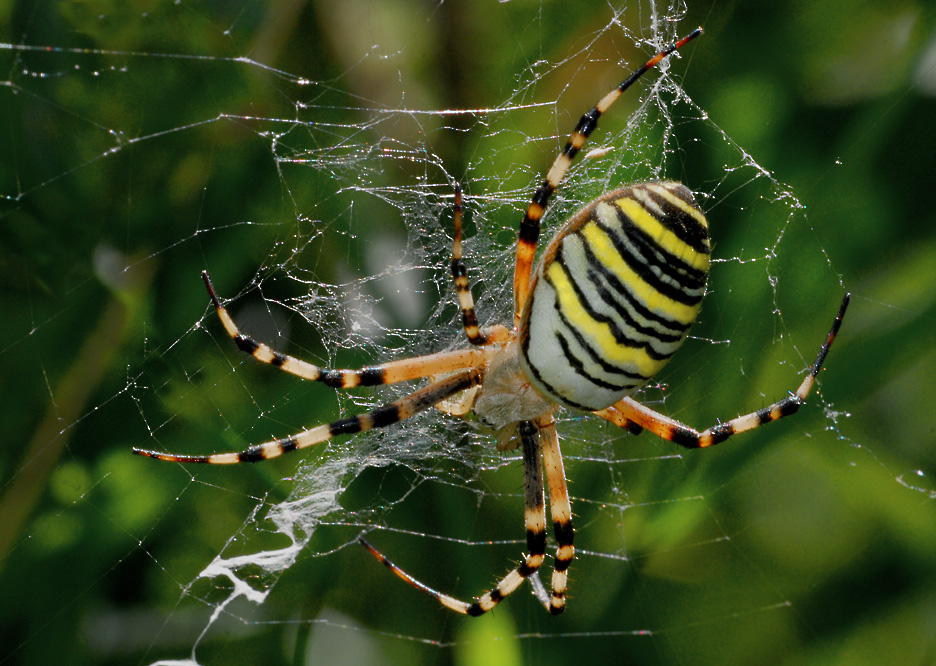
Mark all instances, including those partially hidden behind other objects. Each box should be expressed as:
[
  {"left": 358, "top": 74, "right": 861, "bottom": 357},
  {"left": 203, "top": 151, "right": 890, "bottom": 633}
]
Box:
[{"left": 518, "top": 181, "right": 711, "bottom": 411}]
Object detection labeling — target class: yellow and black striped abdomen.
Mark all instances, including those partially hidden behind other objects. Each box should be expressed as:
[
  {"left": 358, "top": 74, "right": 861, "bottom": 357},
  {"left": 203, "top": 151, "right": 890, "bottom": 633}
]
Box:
[{"left": 518, "top": 181, "right": 710, "bottom": 411}]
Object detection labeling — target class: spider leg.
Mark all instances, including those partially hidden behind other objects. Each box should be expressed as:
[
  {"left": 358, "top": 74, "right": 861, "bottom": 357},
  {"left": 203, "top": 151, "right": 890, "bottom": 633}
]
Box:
[
  {"left": 537, "top": 415, "right": 573, "bottom": 613},
  {"left": 360, "top": 419, "right": 551, "bottom": 615},
  {"left": 512, "top": 28, "right": 702, "bottom": 327},
  {"left": 450, "top": 184, "right": 509, "bottom": 347},
  {"left": 201, "top": 270, "right": 497, "bottom": 387},
  {"left": 132, "top": 369, "right": 481, "bottom": 463},
  {"left": 595, "top": 294, "right": 850, "bottom": 448}
]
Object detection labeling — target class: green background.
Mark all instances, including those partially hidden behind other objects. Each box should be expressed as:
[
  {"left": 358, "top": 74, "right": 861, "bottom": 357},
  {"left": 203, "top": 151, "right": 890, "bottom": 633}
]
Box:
[{"left": 2, "top": 1, "right": 935, "bottom": 665}]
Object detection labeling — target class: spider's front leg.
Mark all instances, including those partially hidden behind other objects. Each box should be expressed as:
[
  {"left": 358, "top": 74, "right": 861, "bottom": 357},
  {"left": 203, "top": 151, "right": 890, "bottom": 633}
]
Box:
[
  {"left": 511, "top": 28, "right": 703, "bottom": 327},
  {"left": 449, "top": 184, "right": 510, "bottom": 347},
  {"left": 200, "top": 270, "right": 495, "bottom": 388}
]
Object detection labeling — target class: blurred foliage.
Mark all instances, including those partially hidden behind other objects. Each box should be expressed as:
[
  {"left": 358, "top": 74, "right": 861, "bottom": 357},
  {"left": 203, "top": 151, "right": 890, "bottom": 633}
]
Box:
[{"left": 2, "top": 1, "right": 936, "bottom": 665}]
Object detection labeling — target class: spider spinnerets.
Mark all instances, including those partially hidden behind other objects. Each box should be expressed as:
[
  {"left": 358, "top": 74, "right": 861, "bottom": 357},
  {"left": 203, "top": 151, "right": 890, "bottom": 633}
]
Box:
[{"left": 134, "top": 27, "right": 850, "bottom": 616}]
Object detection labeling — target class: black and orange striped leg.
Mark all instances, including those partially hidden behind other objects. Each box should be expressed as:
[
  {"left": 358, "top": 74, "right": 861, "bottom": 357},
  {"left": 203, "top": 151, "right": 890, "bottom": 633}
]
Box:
[
  {"left": 132, "top": 368, "right": 482, "bottom": 464},
  {"left": 537, "top": 415, "right": 573, "bottom": 613},
  {"left": 512, "top": 28, "right": 702, "bottom": 325},
  {"left": 596, "top": 293, "right": 850, "bottom": 449},
  {"left": 450, "top": 184, "right": 489, "bottom": 346},
  {"left": 201, "top": 270, "right": 496, "bottom": 387},
  {"left": 360, "top": 420, "right": 552, "bottom": 615}
]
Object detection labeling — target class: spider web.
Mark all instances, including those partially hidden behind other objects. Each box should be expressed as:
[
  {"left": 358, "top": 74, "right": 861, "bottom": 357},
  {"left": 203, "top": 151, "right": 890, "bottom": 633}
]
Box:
[{"left": 4, "top": 1, "right": 936, "bottom": 665}]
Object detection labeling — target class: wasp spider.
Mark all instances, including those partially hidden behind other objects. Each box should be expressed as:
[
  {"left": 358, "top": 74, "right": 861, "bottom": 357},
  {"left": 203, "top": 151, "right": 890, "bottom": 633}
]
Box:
[{"left": 134, "top": 28, "right": 850, "bottom": 616}]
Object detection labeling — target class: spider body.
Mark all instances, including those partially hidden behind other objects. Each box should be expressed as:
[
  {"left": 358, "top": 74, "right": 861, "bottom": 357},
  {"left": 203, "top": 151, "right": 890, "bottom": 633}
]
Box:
[
  {"left": 451, "top": 181, "right": 709, "bottom": 444},
  {"left": 520, "top": 182, "right": 709, "bottom": 411},
  {"left": 134, "top": 27, "right": 850, "bottom": 616}
]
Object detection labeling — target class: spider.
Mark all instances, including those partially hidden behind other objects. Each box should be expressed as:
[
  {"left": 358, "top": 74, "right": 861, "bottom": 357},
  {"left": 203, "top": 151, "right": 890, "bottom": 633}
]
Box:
[{"left": 133, "top": 27, "right": 850, "bottom": 616}]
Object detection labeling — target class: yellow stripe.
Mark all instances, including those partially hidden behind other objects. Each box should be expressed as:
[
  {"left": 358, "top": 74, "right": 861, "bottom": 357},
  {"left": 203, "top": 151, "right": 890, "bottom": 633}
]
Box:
[
  {"left": 581, "top": 214, "right": 702, "bottom": 324},
  {"left": 546, "top": 260, "right": 667, "bottom": 378},
  {"left": 612, "top": 197, "right": 710, "bottom": 272}
]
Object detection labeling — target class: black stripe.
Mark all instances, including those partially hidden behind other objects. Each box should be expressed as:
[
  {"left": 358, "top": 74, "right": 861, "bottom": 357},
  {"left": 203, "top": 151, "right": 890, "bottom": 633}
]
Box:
[
  {"left": 623, "top": 421, "right": 644, "bottom": 435},
  {"left": 518, "top": 220, "right": 540, "bottom": 247},
  {"left": 520, "top": 421, "right": 544, "bottom": 513},
  {"left": 595, "top": 207, "right": 706, "bottom": 306},
  {"left": 581, "top": 244, "right": 687, "bottom": 343},
  {"left": 704, "top": 423, "right": 734, "bottom": 446},
  {"left": 451, "top": 258, "right": 467, "bottom": 279},
  {"left": 554, "top": 303, "right": 648, "bottom": 382},
  {"left": 330, "top": 415, "right": 363, "bottom": 436},
  {"left": 548, "top": 258, "right": 676, "bottom": 362},
  {"left": 574, "top": 108, "right": 601, "bottom": 137},
  {"left": 237, "top": 445, "right": 267, "bottom": 463},
  {"left": 234, "top": 334, "right": 260, "bottom": 355},
  {"left": 580, "top": 234, "right": 695, "bottom": 335},
  {"left": 462, "top": 309, "right": 480, "bottom": 330},
  {"left": 520, "top": 181, "right": 553, "bottom": 244},
  {"left": 520, "top": 336, "right": 595, "bottom": 411},
  {"left": 776, "top": 396, "right": 802, "bottom": 417},
  {"left": 415, "top": 370, "right": 479, "bottom": 408},
  {"left": 606, "top": 205, "right": 708, "bottom": 294},
  {"left": 670, "top": 425, "right": 701, "bottom": 448},
  {"left": 562, "top": 142, "right": 582, "bottom": 162},
  {"left": 642, "top": 185, "right": 712, "bottom": 254},
  {"left": 586, "top": 268, "right": 685, "bottom": 344},
  {"left": 319, "top": 369, "right": 345, "bottom": 387},
  {"left": 556, "top": 331, "right": 641, "bottom": 392},
  {"left": 522, "top": 309, "right": 645, "bottom": 409},
  {"left": 277, "top": 436, "right": 299, "bottom": 455},
  {"left": 358, "top": 367, "right": 387, "bottom": 386},
  {"left": 553, "top": 304, "right": 649, "bottom": 383},
  {"left": 371, "top": 404, "right": 401, "bottom": 428},
  {"left": 270, "top": 350, "right": 288, "bottom": 367},
  {"left": 606, "top": 194, "right": 709, "bottom": 288},
  {"left": 553, "top": 518, "right": 574, "bottom": 546},
  {"left": 531, "top": 182, "right": 553, "bottom": 209},
  {"left": 755, "top": 406, "right": 773, "bottom": 425},
  {"left": 527, "top": 528, "right": 547, "bottom": 555}
]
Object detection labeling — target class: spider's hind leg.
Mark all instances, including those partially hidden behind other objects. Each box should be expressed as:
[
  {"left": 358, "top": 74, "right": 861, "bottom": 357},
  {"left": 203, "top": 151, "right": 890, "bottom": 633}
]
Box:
[
  {"left": 596, "top": 293, "right": 850, "bottom": 449},
  {"left": 537, "top": 415, "right": 573, "bottom": 614},
  {"left": 361, "top": 420, "right": 553, "bottom": 615}
]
